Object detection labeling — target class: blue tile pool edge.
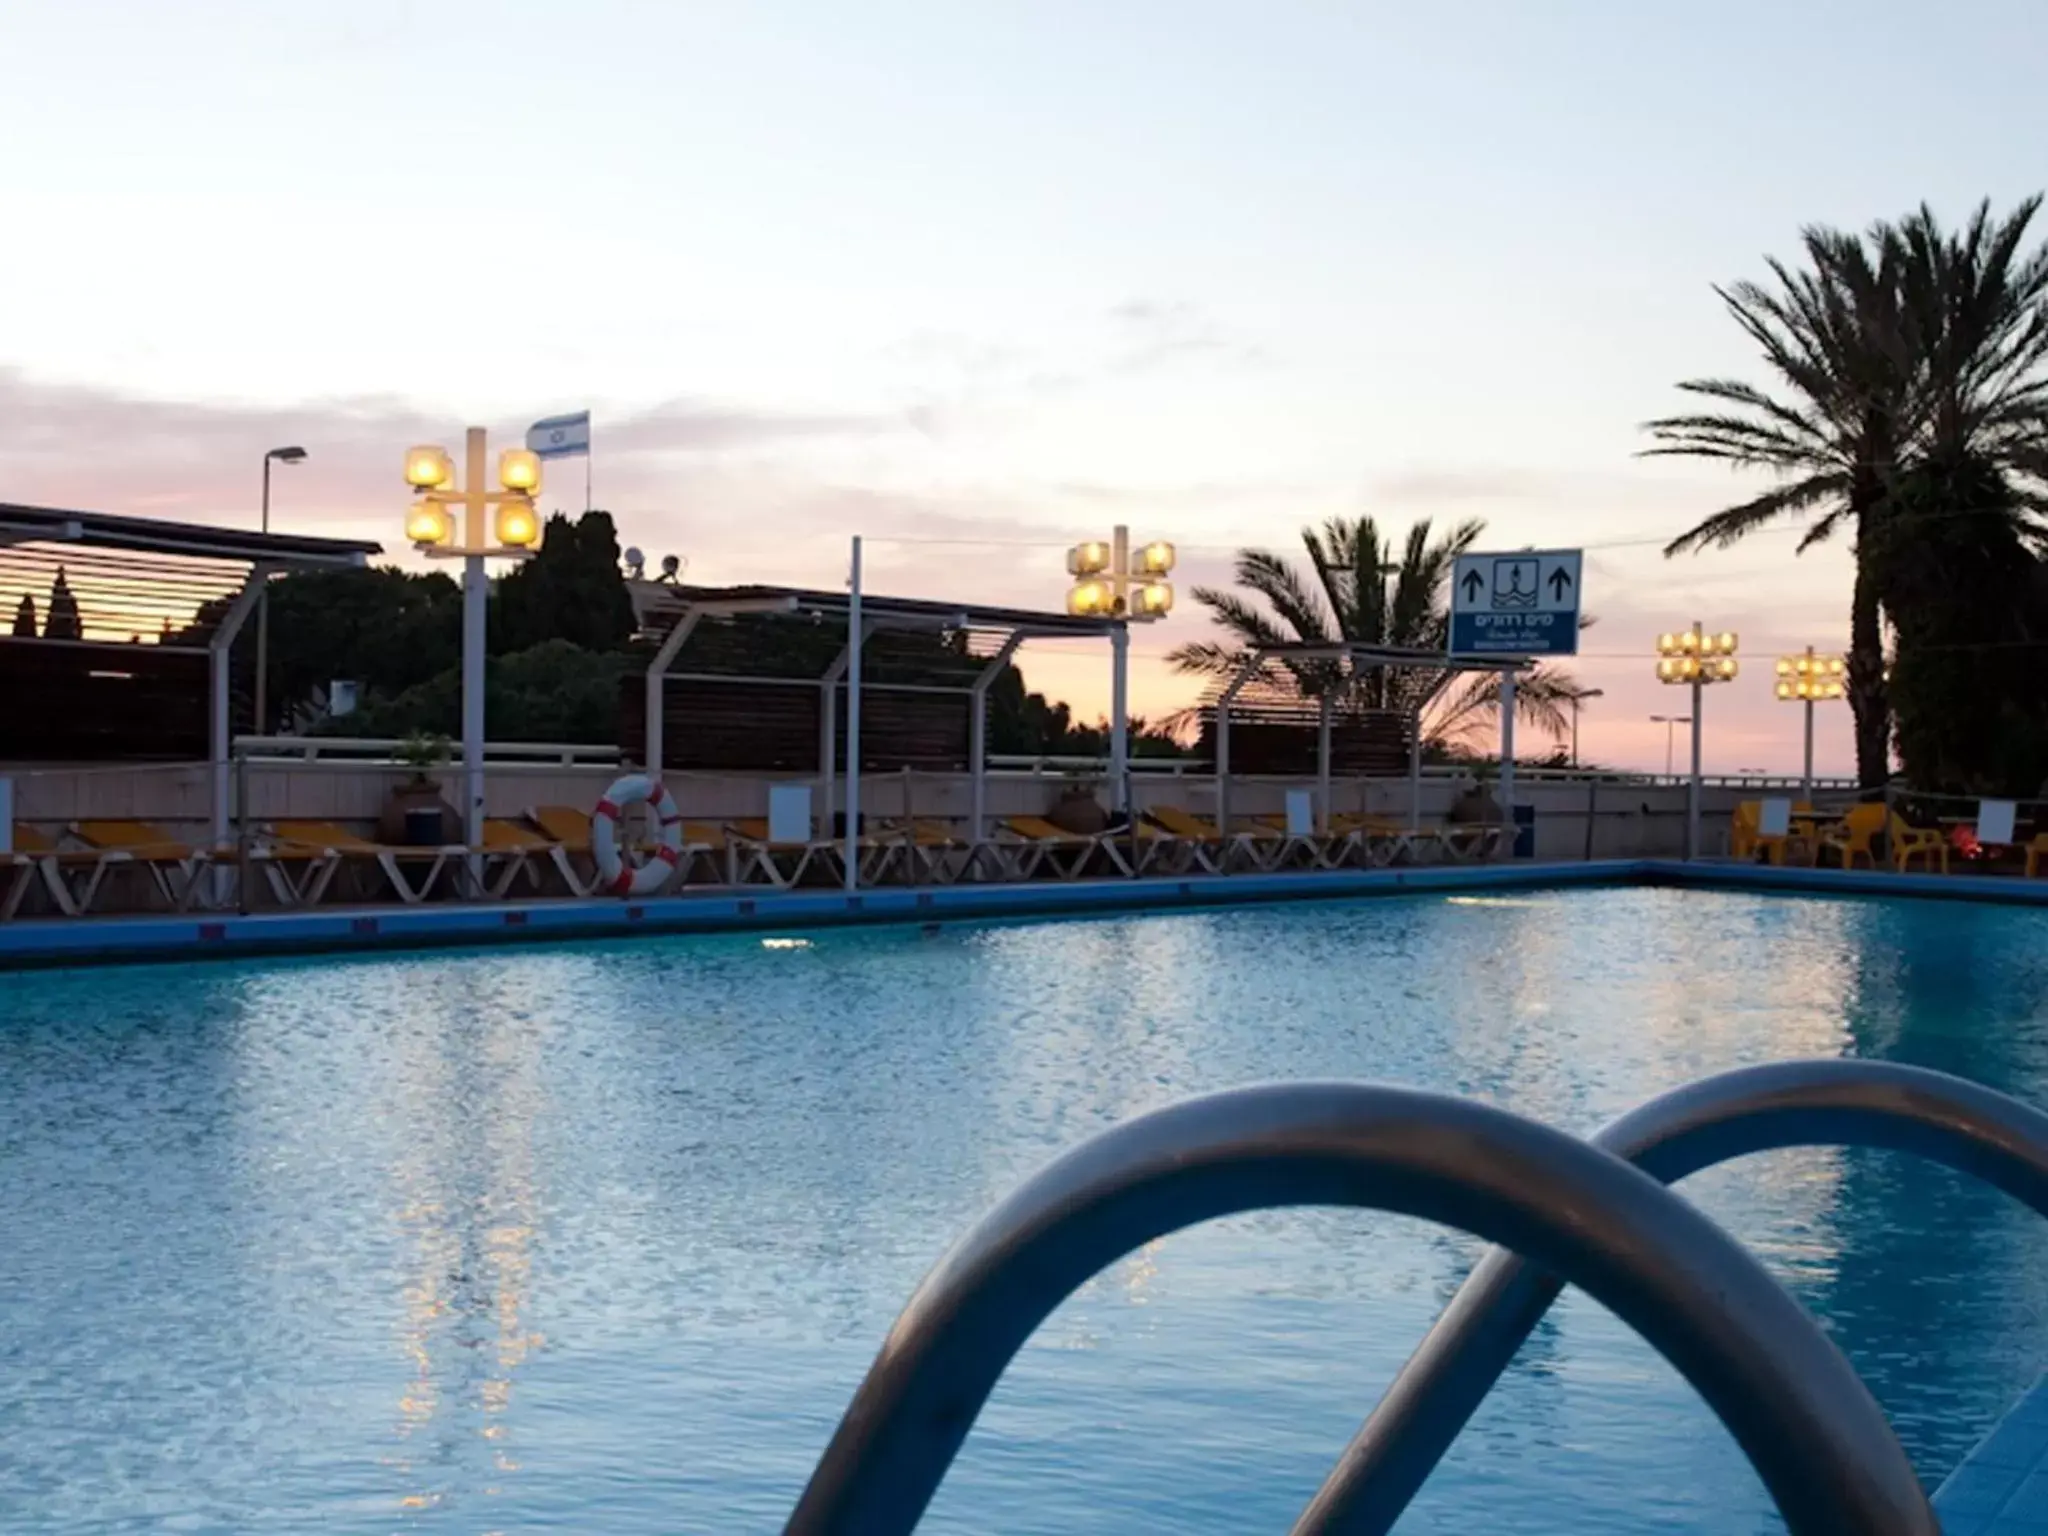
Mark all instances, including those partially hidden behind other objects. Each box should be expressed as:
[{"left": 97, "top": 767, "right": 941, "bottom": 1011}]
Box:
[
  {"left": 6, "top": 857, "right": 2048, "bottom": 970},
  {"left": 0, "top": 860, "right": 1637, "bottom": 969},
  {"left": 1932, "top": 1372, "right": 2048, "bottom": 1535}
]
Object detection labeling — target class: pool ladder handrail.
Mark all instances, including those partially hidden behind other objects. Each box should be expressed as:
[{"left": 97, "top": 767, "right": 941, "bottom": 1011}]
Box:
[
  {"left": 783, "top": 1079, "right": 1938, "bottom": 1536},
  {"left": 1294, "top": 1058, "right": 2048, "bottom": 1535}
]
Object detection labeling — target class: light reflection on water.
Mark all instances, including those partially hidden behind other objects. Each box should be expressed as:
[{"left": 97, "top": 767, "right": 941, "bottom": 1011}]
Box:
[{"left": 3, "top": 887, "right": 2048, "bottom": 1533}]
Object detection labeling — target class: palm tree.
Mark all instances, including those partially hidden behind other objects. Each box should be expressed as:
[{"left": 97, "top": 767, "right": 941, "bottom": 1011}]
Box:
[
  {"left": 1168, "top": 514, "right": 1584, "bottom": 752},
  {"left": 1879, "top": 201, "right": 2048, "bottom": 790},
  {"left": 1643, "top": 223, "right": 1912, "bottom": 788},
  {"left": 1646, "top": 197, "right": 2048, "bottom": 789}
]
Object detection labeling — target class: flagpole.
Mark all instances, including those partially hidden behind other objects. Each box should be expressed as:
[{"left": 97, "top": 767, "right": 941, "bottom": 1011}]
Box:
[{"left": 584, "top": 450, "right": 592, "bottom": 513}]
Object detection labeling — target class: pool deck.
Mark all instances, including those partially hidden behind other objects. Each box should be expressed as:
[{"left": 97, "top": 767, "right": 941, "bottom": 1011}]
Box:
[
  {"left": 1934, "top": 1374, "right": 2048, "bottom": 1534},
  {"left": 4, "top": 856, "right": 2048, "bottom": 969}
]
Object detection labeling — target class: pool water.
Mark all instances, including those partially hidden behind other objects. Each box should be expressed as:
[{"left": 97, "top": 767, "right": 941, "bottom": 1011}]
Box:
[{"left": 5, "top": 887, "right": 2048, "bottom": 1534}]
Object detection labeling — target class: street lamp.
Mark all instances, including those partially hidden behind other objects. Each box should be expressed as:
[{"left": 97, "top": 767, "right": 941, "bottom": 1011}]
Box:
[
  {"left": 1066, "top": 525, "right": 1176, "bottom": 620},
  {"left": 1775, "top": 647, "right": 1846, "bottom": 800},
  {"left": 1649, "top": 715, "right": 1692, "bottom": 777},
  {"left": 1064, "top": 524, "right": 1175, "bottom": 816},
  {"left": 1654, "top": 621, "right": 1739, "bottom": 860},
  {"left": 1568, "top": 687, "right": 1604, "bottom": 768},
  {"left": 403, "top": 427, "right": 542, "bottom": 879},
  {"left": 254, "top": 445, "right": 307, "bottom": 735}
]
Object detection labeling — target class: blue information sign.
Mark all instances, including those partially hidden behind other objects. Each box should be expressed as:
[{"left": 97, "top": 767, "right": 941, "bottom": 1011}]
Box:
[{"left": 1448, "top": 549, "right": 1582, "bottom": 656}]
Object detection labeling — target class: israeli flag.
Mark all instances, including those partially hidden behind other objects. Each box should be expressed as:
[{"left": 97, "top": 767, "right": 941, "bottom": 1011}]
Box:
[{"left": 526, "top": 410, "right": 591, "bottom": 460}]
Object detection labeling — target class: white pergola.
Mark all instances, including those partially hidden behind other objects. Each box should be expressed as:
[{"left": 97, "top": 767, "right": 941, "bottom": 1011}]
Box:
[
  {"left": 628, "top": 582, "right": 1131, "bottom": 853},
  {"left": 1207, "top": 642, "right": 1534, "bottom": 832},
  {"left": 0, "top": 503, "right": 379, "bottom": 850}
]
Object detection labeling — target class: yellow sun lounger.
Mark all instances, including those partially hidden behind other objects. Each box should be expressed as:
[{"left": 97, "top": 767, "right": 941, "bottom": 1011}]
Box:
[
  {"left": 70, "top": 819, "right": 216, "bottom": 910},
  {"left": 1143, "top": 805, "right": 1282, "bottom": 873},
  {"left": 728, "top": 817, "right": 879, "bottom": 889},
  {"left": 4, "top": 823, "right": 115, "bottom": 919},
  {"left": 264, "top": 820, "right": 469, "bottom": 905},
  {"left": 998, "top": 816, "right": 1133, "bottom": 880}
]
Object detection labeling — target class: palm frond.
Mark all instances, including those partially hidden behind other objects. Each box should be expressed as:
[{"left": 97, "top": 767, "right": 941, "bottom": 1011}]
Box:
[{"left": 1664, "top": 472, "right": 1852, "bottom": 554}]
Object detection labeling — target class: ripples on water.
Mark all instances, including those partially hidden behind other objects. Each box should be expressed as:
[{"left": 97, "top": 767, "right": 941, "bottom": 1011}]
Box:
[{"left": 4, "top": 888, "right": 2048, "bottom": 1533}]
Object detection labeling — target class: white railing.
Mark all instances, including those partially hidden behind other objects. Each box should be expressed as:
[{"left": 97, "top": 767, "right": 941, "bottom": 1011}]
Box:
[
  {"left": 984, "top": 753, "right": 1857, "bottom": 792},
  {"left": 232, "top": 735, "right": 622, "bottom": 768}
]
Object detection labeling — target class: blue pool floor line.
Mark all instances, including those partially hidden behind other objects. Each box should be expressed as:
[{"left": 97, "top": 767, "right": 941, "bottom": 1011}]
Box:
[{"left": 5, "top": 857, "right": 2048, "bottom": 968}]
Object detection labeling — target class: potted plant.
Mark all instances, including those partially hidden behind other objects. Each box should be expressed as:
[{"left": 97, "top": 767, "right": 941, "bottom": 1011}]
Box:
[{"left": 380, "top": 731, "right": 455, "bottom": 845}]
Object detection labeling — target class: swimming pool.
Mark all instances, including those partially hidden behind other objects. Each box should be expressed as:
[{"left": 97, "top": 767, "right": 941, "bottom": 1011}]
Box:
[{"left": 4, "top": 886, "right": 2047, "bottom": 1533}]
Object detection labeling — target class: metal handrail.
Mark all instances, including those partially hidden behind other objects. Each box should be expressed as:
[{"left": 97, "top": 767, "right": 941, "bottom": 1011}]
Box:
[
  {"left": 1295, "top": 1059, "right": 2048, "bottom": 1536},
  {"left": 784, "top": 1082, "right": 1935, "bottom": 1535}
]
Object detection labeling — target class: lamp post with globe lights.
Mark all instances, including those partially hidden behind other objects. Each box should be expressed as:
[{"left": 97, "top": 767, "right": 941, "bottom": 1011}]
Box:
[
  {"left": 1776, "top": 648, "right": 1846, "bottom": 800},
  {"left": 1655, "top": 622, "right": 1739, "bottom": 860},
  {"left": 1065, "top": 525, "right": 1176, "bottom": 814},
  {"left": 403, "top": 428, "right": 542, "bottom": 883}
]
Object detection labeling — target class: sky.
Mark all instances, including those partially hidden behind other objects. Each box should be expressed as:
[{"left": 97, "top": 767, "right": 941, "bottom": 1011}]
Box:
[{"left": 4, "top": 0, "right": 2045, "bottom": 773}]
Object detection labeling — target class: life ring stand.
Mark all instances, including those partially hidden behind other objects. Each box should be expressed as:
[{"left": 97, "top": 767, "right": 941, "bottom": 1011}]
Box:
[{"left": 591, "top": 774, "right": 684, "bottom": 897}]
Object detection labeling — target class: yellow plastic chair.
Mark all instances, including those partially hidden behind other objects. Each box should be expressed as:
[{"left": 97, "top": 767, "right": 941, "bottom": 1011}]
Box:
[
  {"left": 1730, "top": 801, "right": 1796, "bottom": 866},
  {"left": 1888, "top": 813, "right": 1951, "bottom": 874},
  {"left": 1816, "top": 804, "right": 1886, "bottom": 870}
]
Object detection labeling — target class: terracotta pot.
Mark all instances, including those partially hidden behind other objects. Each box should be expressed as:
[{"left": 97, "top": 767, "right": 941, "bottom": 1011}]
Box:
[
  {"left": 1448, "top": 787, "right": 1502, "bottom": 825},
  {"left": 1046, "top": 786, "right": 1108, "bottom": 835}
]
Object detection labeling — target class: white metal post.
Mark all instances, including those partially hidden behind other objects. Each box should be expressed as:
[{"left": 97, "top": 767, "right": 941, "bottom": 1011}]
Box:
[
  {"left": 208, "top": 568, "right": 270, "bottom": 901},
  {"left": 970, "top": 634, "right": 1025, "bottom": 843},
  {"left": 1112, "top": 524, "right": 1130, "bottom": 612},
  {"left": 814, "top": 623, "right": 872, "bottom": 835},
  {"left": 1687, "top": 619, "right": 1704, "bottom": 862},
  {"left": 1802, "top": 699, "right": 1815, "bottom": 803},
  {"left": 1499, "top": 669, "right": 1516, "bottom": 856},
  {"left": 646, "top": 671, "right": 665, "bottom": 775},
  {"left": 820, "top": 677, "right": 837, "bottom": 828},
  {"left": 1216, "top": 690, "right": 1232, "bottom": 832},
  {"left": 1215, "top": 656, "right": 1259, "bottom": 833},
  {"left": 844, "top": 536, "right": 863, "bottom": 890},
  {"left": 460, "top": 426, "right": 488, "bottom": 889},
  {"left": 255, "top": 454, "right": 273, "bottom": 736},
  {"left": 1408, "top": 704, "right": 1423, "bottom": 829},
  {"left": 1316, "top": 690, "right": 1332, "bottom": 832},
  {"left": 1109, "top": 623, "right": 1130, "bottom": 814}
]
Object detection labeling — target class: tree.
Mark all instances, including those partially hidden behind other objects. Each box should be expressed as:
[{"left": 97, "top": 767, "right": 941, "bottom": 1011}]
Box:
[
  {"left": 1882, "top": 456, "right": 2048, "bottom": 792},
  {"left": 10, "top": 595, "right": 34, "bottom": 638},
  {"left": 171, "top": 566, "right": 463, "bottom": 727},
  {"left": 44, "top": 568, "right": 81, "bottom": 640},
  {"left": 492, "top": 510, "right": 636, "bottom": 655},
  {"left": 1645, "top": 225, "right": 1911, "bottom": 787},
  {"left": 1167, "top": 515, "right": 1584, "bottom": 751},
  {"left": 1880, "top": 204, "right": 2048, "bottom": 792},
  {"left": 334, "top": 640, "right": 630, "bottom": 743},
  {"left": 1646, "top": 197, "right": 2048, "bottom": 789}
]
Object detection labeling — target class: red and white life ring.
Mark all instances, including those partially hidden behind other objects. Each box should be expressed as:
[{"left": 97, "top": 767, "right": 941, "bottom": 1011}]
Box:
[{"left": 590, "top": 774, "right": 684, "bottom": 897}]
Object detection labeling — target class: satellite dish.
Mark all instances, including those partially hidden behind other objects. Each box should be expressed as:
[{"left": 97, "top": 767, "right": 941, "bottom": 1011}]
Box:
[{"left": 623, "top": 546, "right": 646, "bottom": 578}]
